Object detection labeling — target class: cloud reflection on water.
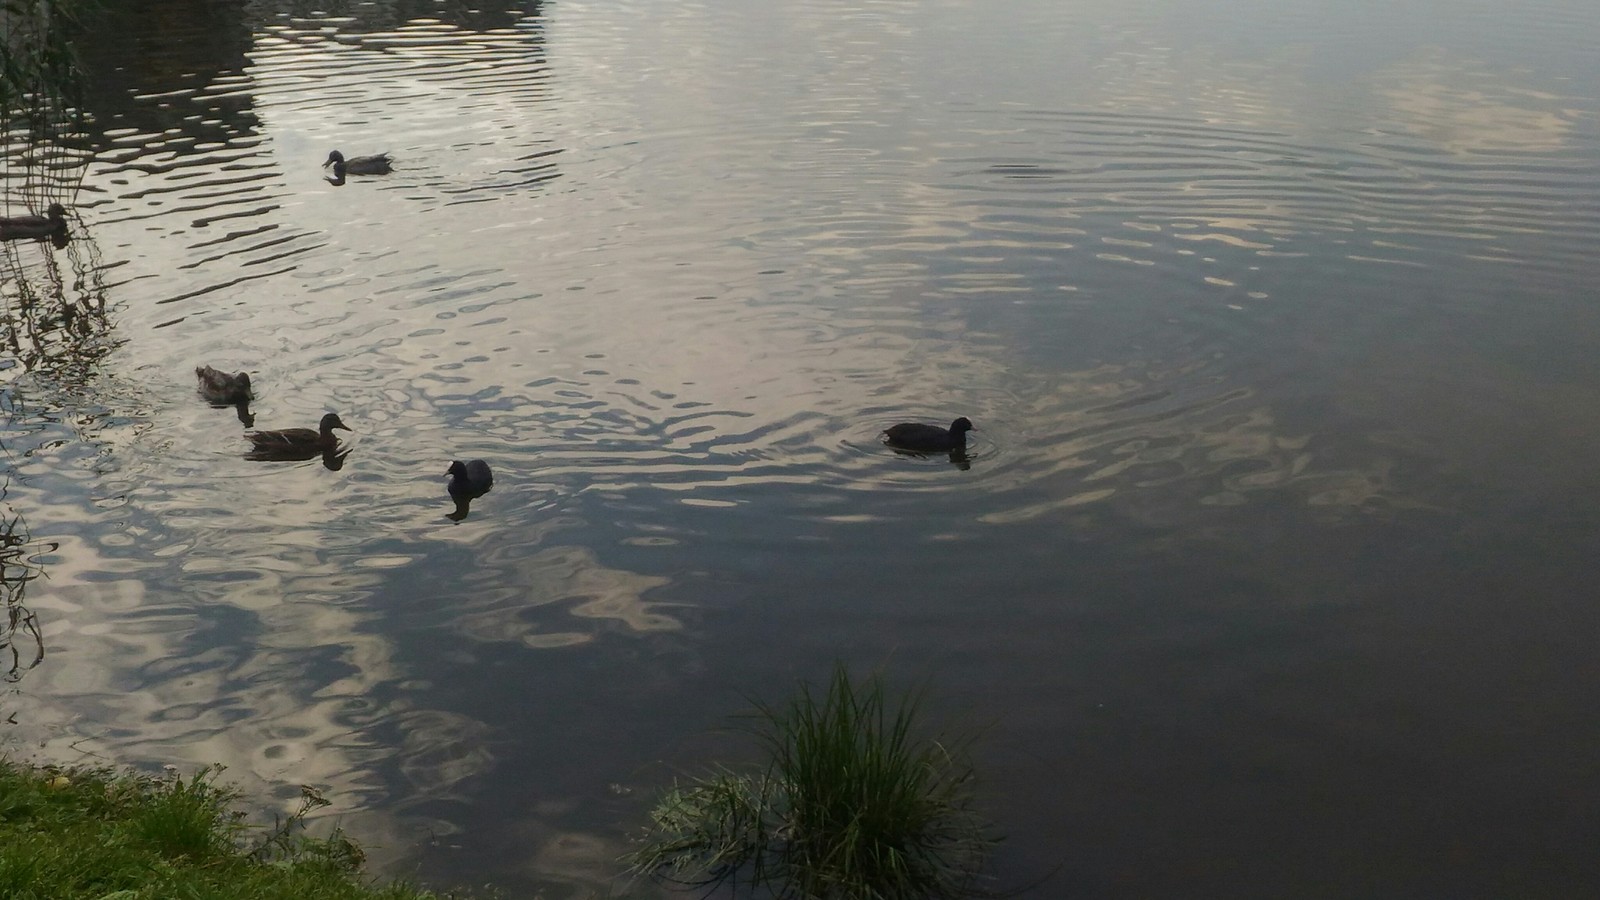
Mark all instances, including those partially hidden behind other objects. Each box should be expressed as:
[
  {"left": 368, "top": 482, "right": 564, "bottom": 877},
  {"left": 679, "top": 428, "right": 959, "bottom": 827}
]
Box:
[{"left": 1377, "top": 48, "right": 1578, "bottom": 156}]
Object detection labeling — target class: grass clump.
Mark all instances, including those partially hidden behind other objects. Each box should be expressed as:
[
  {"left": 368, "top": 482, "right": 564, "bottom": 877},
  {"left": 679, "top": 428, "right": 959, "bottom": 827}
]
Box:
[
  {"left": 0, "top": 759, "right": 456, "bottom": 899},
  {"left": 628, "top": 665, "right": 999, "bottom": 899}
]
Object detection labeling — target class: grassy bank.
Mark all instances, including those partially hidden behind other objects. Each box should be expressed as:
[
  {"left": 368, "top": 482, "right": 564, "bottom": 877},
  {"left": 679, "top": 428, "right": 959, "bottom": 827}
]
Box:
[
  {"left": 0, "top": 759, "right": 458, "bottom": 900},
  {"left": 2, "top": 669, "right": 997, "bottom": 899}
]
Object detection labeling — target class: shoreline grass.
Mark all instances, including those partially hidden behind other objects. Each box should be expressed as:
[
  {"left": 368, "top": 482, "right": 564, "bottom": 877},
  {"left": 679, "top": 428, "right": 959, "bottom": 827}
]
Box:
[
  {"left": 627, "top": 665, "right": 999, "bottom": 899},
  {"left": 0, "top": 759, "right": 462, "bottom": 900}
]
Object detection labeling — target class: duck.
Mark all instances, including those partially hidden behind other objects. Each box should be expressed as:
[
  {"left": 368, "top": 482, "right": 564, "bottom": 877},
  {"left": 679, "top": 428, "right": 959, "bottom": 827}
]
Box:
[
  {"left": 883, "top": 416, "right": 975, "bottom": 452},
  {"left": 0, "top": 203, "right": 68, "bottom": 241},
  {"left": 245, "top": 412, "right": 350, "bottom": 453},
  {"left": 195, "top": 365, "right": 252, "bottom": 404},
  {"left": 323, "top": 150, "right": 393, "bottom": 177},
  {"left": 447, "top": 459, "right": 494, "bottom": 501}
]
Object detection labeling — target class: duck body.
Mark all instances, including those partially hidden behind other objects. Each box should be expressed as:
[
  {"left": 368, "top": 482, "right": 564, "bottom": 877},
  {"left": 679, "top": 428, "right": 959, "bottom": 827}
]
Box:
[
  {"left": 195, "top": 365, "right": 252, "bottom": 404},
  {"left": 0, "top": 203, "right": 68, "bottom": 241},
  {"left": 447, "top": 459, "right": 494, "bottom": 501},
  {"left": 324, "top": 150, "right": 393, "bottom": 177},
  {"left": 883, "top": 416, "right": 975, "bottom": 452},
  {"left": 246, "top": 412, "right": 350, "bottom": 453}
]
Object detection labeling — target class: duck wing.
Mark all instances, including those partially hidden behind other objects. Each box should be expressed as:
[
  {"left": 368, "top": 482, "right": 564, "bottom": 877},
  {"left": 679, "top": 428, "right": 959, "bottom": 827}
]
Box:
[
  {"left": 347, "top": 154, "right": 393, "bottom": 175},
  {"left": 245, "top": 427, "right": 319, "bottom": 449},
  {"left": 883, "top": 423, "right": 950, "bottom": 448}
]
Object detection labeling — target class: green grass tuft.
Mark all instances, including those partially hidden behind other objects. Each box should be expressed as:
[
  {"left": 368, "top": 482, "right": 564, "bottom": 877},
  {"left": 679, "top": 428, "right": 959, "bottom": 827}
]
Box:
[{"left": 628, "top": 665, "right": 999, "bottom": 899}]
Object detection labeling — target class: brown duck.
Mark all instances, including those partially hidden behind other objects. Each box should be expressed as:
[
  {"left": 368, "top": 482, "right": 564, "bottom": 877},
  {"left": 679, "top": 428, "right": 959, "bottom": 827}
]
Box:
[
  {"left": 0, "top": 203, "right": 68, "bottom": 242},
  {"left": 245, "top": 412, "right": 350, "bottom": 453},
  {"left": 324, "top": 150, "right": 393, "bottom": 177},
  {"left": 195, "top": 365, "right": 252, "bottom": 404}
]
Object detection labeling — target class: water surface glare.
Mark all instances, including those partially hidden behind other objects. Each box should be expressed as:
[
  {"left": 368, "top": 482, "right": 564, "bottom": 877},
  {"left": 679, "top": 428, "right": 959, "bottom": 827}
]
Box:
[{"left": 4, "top": 0, "right": 1600, "bottom": 895}]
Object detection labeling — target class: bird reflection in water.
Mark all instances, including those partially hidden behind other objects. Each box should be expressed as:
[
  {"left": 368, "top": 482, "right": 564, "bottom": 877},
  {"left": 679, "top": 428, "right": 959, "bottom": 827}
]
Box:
[
  {"left": 243, "top": 444, "right": 351, "bottom": 471},
  {"left": 0, "top": 509, "right": 50, "bottom": 688},
  {"left": 2, "top": 201, "right": 116, "bottom": 402},
  {"left": 886, "top": 445, "right": 973, "bottom": 471},
  {"left": 446, "top": 459, "right": 493, "bottom": 521}
]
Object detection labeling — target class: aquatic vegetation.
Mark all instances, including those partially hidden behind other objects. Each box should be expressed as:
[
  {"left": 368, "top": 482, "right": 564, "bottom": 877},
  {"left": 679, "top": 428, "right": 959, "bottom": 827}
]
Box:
[
  {"left": 0, "top": 231, "right": 116, "bottom": 384},
  {"left": 1, "top": 0, "right": 93, "bottom": 206},
  {"left": 0, "top": 504, "right": 46, "bottom": 688},
  {"left": 628, "top": 666, "right": 999, "bottom": 899},
  {"left": 2, "top": 0, "right": 104, "bottom": 384},
  {"left": 0, "top": 759, "right": 464, "bottom": 899}
]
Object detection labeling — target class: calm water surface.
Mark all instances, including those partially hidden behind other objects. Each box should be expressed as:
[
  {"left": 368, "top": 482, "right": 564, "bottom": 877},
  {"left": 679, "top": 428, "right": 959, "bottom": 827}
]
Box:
[{"left": 4, "top": 0, "right": 1600, "bottom": 896}]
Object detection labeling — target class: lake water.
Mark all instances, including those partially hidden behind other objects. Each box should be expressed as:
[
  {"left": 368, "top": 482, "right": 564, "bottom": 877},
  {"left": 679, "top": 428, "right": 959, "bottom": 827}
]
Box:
[{"left": 4, "top": 0, "right": 1600, "bottom": 895}]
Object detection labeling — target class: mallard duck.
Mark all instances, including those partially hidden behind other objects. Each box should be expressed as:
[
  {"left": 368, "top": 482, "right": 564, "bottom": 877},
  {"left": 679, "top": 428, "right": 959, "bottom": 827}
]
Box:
[
  {"left": 245, "top": 412, "right": 350, "bottom": 453},
  {"left": 883, "top": 416, "right": 974, "bottom": 452},
  {"left": 447, "top": 459, "right": 494, "bottom": 501},
  {"left": 0, "top": 203, "right": 68, "bottom": 241},
  {"left": 195, "top": 365, "right": 252, "bottom": 404},
  {"left": 324, "top": 150, "right": 393, "bottom": 177}
]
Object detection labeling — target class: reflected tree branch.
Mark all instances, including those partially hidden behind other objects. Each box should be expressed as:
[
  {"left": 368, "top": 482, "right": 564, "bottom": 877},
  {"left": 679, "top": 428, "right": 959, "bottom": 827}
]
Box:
[
  {"left": 0, "top": 493, "right": 48, "bottom": 687},
  {"left": 2, "top": 0, "right": 94, "bottom": 215},
  {"left": 3, "top": 0, "right": 107, "bottom": 381},
  {"left": 0, "top": 1, "right": 97, "bottom": 709}
]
